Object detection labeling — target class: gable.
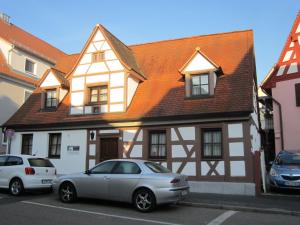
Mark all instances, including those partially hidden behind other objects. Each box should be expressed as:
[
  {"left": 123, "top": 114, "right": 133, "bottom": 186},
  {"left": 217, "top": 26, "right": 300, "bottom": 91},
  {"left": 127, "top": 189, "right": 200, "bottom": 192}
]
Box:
[
  {"left": 40, "top": 71, "right": 60, "bottom": 87},
  {"left": 180, "top": 49, "right": 218, "bottom": 74}
]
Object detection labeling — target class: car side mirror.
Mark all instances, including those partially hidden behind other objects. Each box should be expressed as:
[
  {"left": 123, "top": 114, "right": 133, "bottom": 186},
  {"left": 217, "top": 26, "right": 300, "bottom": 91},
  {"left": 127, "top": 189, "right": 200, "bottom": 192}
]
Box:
[{"left": 85, "top": 169, "right": 91, "bottom": 175}]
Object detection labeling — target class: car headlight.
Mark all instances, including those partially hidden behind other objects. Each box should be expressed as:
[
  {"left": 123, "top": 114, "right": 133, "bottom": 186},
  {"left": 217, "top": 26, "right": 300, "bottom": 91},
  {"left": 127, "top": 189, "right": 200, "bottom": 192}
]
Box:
[{"left": 270, "top": 168, "right": 278, "bottom": 177}]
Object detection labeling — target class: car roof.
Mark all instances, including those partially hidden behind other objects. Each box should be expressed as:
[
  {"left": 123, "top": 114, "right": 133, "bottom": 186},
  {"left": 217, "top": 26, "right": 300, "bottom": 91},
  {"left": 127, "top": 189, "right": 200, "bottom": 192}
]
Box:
[
  {"left": 105, "top": 159, "right": 148, "bottom": 163},
  {"left": 1, "top": 154, "right": 41, "bottom": 159}
]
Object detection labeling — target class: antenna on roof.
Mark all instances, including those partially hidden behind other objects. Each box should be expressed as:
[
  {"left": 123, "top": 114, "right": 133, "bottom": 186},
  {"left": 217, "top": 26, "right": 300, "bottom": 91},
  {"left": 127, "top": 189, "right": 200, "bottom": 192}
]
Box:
[{"left": 0, "top": 12, "right": 10, "bottom": 24}]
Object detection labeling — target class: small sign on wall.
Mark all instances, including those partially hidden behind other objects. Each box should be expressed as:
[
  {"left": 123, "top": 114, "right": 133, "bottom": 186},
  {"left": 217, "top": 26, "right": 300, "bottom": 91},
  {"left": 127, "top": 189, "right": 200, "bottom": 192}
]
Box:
[{"left": 67, "top": 146, "right": 80, "bottom": 152}]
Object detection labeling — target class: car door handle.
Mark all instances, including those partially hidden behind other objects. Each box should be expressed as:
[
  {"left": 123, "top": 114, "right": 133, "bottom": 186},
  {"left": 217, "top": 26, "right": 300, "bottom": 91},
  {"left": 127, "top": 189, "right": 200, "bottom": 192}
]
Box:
[{"left": 104, "top": 176, "right": 110, "bottom": 180}]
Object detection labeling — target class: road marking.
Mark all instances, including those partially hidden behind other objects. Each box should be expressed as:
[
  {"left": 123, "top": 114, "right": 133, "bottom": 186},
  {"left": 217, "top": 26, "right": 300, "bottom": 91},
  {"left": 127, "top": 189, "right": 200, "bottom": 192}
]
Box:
[
  {"left": 206, "top": 210, "right": 237, "bottom": 225},
  {"left": 22, "top": 201, "right": 182, "bottom": 225}
]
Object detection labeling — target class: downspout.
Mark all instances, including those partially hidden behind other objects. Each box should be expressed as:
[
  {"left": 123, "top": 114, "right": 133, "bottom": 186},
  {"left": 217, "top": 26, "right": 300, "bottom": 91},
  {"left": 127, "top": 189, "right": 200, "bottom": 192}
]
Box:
[{"left": 261, "top": 89, "right": 284, "bottom": 150}]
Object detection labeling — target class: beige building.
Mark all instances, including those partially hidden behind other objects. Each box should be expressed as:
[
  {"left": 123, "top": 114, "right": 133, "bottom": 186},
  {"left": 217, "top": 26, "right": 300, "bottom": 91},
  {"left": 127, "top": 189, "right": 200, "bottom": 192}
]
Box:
[{"left": 0, "top": 13, "right": 66, "bottom": 152}]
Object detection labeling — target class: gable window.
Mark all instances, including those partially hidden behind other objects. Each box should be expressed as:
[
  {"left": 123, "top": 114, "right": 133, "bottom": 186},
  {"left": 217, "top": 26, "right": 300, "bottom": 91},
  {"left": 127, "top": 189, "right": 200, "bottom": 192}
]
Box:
[
  {"left": 48, "top": 133, "right": 61, "bottom": 158},
  {"left": 202, "top": 129, "right": 222, "bottom": 159},
  {"left": 295, "top": 83, "right": 300, "bottom": 107},
  {"left": 191, "top": 74, "right": 209, "bottom": 96},
  {"left": 45, "top": 89, "right": 57, "bottom": 108},
  {"left": 149, "top": 130, "right": 167, "bottom": 159},
  {"left": 92, "top": 51, "right": 105, "bottom": 63},
  {"left": 25, "top": 59, "right": 35, "bottom": 74},
  {"left": 21, "top": 134, "right": 33, "bottom": 155},
  {"left": 89, "top": 86, "right": 108, "bottom": 104}
]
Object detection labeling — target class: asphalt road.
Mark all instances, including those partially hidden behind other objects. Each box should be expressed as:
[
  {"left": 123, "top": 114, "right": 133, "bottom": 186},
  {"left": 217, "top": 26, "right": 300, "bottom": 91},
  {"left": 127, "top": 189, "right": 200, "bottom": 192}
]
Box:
[{"left": 0, "top": 191, "right": 299, "bottom": 225}]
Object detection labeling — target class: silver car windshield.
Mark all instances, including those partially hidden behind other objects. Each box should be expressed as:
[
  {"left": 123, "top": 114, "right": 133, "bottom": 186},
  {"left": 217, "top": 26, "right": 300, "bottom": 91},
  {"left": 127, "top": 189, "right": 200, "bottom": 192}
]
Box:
[{"left": 144, "top": 162, "right": 170, "bottom": 173}]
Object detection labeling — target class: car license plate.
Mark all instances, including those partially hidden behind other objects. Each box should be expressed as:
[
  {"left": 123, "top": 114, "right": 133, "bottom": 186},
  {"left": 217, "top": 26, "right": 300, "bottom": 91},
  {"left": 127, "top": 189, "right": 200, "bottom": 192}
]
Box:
[
  {"left": 42, "top": 179, "right": 52, "bottom": 184},
  {"left": 285, "top": 181, "right": 300, "bottom": 186},
  {"left": 181, "top": 190, "right": 188, "bottom": 196}
]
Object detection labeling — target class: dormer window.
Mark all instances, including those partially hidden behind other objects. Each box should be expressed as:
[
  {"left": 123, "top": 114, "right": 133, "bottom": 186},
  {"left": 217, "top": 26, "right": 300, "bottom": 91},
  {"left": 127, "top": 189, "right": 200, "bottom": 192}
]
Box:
[
  {"left": 89, "top": 85, "right": 108, "bottom": 104},
  {"left": 92, "top": 51, "right": 105, "bottom": 63},
  {"left": 191, "top": 74, "right": 209, "bottom": 96},
  {"left": 45, "top": 89, "right": 57, "bottom": 108},
  {"left": 25, "top": 59, "right": 35, "bottom": 74}
]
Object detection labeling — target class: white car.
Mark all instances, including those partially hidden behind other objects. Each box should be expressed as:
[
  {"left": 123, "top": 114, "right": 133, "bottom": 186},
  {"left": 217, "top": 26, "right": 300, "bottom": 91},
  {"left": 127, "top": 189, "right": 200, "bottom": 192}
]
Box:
[{"left": 0, "top": 154, "right": 56, "bottom": 195}]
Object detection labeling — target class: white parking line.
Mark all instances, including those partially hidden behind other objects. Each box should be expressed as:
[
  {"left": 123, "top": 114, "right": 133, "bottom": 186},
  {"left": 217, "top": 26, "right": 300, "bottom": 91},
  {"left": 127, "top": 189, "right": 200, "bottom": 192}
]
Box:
[
  {"left": 22, "top": 201, "right": 182, "bottom": 225},
  {"left": 206, "top": 210, "right": 237, "bottom": 225}
]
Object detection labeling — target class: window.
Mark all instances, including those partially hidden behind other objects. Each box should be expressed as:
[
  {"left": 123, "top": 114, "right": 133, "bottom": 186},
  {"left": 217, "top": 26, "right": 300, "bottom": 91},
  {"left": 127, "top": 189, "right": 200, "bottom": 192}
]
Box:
[
  {"left": 28, "top": 158, "right": 54, "bottom": 167},
  {"left": 295, "top": 83, "right": 300, "bottom": 107},
  {"left": 25, "top": 59, "right": 35, "bottom": 74},
  {"left": 90, "top": 161, "right": 117, "bottom": 174},
  {"left": 144, "top": 162, "right": 170, "bottom": 173},
  {"left": 45, "top": 89, "right": 57, "bottom": 108},
  {"left": 48, "top": 133, "right": 61, "bottom": 158},
  {"left": 0, "top": 156, "right": 7, "bottom": 166},
  {"left": 112, "top": 162, "right": 141, "bottom": 174},
  {"left": 149, "top": 130, "right": 167, "bottom": 159},
  {"left": 6, "top": 156, "right": 23, "bottom": 166},
  {"left": 1, "top": 133, "right": 7, "bottom": 145},
  {"left": 191, "top": 74, "right": 209, "bottom": 96},
  {"left": 24, "top": 90, "right": 32, "bottom": 102},
  {"left": 21, "top": 134, "right": 33, "bottom": 155},
  {"left": 92, "top": 51, "right": 105, "bottom": 63},
  {"left": 89, "top": 86, "right": 108, "bottom": 104},
  {"left": 202, "top": 129, "right": 222, "bottom": 159}
]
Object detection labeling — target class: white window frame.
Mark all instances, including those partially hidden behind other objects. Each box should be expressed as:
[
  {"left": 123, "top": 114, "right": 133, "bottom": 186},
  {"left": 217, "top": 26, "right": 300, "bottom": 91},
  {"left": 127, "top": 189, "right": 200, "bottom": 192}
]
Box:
[
  {"left": 25, "top": 58, "right": 36, "bottom": 75},
  {"left": 1, "top": 132, "right": 7, "bottom": 146}
]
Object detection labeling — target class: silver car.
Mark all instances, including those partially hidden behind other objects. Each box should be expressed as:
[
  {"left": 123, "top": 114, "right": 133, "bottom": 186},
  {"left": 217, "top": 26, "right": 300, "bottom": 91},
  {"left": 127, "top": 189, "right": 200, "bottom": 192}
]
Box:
[{"left": 53, "top": 159, "right": 189, "bottom": 212}]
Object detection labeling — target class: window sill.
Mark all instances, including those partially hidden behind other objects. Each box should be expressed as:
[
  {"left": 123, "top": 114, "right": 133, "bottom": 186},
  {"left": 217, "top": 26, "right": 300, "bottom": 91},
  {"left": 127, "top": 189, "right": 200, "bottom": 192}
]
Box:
[
  {"left": 185, "top": 95, "right": 214, "bottom": 100},
  {"left": 41, "top": 107, "right": 57, "bottom": 112}
]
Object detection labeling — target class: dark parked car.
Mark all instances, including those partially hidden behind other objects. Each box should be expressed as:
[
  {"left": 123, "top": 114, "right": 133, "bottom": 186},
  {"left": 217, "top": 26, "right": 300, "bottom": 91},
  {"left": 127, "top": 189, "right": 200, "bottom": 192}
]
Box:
[{"left": 268, "top": 150, "right": 300, "bottom": 190}]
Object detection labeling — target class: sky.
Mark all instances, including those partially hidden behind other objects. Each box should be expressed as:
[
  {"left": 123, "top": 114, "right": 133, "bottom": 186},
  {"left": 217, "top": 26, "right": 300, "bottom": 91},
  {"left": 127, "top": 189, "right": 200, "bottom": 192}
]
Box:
[{"left": 1, "top": 0, "right": 299, "bottom": 84}]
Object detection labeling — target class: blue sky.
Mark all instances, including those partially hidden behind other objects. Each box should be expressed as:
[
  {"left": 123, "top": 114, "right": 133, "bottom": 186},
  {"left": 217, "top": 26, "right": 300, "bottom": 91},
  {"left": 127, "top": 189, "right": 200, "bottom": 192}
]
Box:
[{"left": 1, "top": 0, "right": 299, "bottom": 83}]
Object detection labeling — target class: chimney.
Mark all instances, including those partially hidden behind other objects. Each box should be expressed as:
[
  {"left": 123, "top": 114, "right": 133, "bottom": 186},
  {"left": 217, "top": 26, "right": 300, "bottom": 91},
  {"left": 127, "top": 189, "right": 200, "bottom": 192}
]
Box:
[{"left": 0, "top": 12, "right": 10, "bottom": 24}]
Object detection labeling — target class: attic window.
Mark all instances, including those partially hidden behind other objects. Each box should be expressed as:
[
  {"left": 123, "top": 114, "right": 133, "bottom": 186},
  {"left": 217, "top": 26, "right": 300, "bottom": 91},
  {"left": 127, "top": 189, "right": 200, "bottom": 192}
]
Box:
[
  {"left": 45, "top": 89, "right": 57, "bottom": 108},
  {"left": 25, "top": 59, "right": 35, "bottom": 74},
  {"left": 191, "top": 74, "right": 209, "bottom": 96},
  {"left": 92, "top": 51, "right": 105, "bottom": 63}
]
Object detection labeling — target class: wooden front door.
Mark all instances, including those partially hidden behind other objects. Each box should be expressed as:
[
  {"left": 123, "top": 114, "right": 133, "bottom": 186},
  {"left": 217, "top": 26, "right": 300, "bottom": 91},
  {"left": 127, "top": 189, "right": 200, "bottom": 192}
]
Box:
[{"left": 99, "top": 138, "right": 119, "bottom": 162}]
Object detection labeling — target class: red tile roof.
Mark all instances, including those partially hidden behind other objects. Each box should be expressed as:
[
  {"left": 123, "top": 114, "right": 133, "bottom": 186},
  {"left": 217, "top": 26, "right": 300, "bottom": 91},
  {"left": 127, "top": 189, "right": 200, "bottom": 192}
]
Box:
[
  {"left": 0, "top": 19, "right": 66, "bottom": 63},
  {"left": 4, "top": 29, "right": 255, "bottom": 129}
]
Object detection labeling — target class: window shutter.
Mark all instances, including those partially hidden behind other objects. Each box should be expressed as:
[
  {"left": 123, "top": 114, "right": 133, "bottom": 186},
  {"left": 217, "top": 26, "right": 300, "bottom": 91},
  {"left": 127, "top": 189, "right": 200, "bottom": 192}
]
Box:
[{"left": 295, "top": 83, "right": 300, "bottom": 107}]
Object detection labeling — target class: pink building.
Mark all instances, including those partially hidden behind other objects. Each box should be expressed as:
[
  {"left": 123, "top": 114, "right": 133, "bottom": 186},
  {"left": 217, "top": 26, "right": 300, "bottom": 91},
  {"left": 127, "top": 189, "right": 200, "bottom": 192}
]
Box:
[{"left": 262, "top": 11, "right": 300, "bottom": 154}]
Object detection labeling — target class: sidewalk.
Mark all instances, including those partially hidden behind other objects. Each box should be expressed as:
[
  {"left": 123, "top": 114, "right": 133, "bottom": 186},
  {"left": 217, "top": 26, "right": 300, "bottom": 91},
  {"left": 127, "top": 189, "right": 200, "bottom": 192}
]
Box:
[{"left": 180, "top": 192, "right": 300, "bottom": 216}]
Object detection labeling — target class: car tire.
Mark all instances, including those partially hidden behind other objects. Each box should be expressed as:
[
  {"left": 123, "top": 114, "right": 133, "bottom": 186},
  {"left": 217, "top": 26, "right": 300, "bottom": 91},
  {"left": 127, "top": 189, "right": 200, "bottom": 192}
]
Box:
[
  {"left": 59, "top": 182, "right": 77, "bottom": 203},
  {"left": 133, "top": 188, "right": 156, "bottom": 212},
  {"left": 9, "top": 178, "right": 24, "bottom": 196}
]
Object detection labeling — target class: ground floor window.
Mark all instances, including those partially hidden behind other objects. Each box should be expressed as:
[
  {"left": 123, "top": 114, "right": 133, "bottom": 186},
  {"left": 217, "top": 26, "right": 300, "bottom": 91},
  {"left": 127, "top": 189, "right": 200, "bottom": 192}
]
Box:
[
  {"left": 21, "top": 134, "right": 33, "bottom": 155},
  {"left": 202, "top": 129, "right": 222, "bottom": 159},
  {"left": 149, "top": 130, "right": 167, "bottom": 159},
  {"left": 48, "top": 133, "right": 61, "bottom": 158}
]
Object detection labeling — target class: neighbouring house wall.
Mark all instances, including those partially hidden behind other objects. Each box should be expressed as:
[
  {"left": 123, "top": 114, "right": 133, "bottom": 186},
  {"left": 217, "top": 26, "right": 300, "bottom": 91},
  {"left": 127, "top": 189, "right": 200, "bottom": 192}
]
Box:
[
  {"left": 9, "top": 48, "right": 53, "bottom": 78},
  {"left": 10, "top": 130, "right": 87, "bottom": 174},
  {"left": 272, "top": 78, "right": 300, "bottom": 153}
]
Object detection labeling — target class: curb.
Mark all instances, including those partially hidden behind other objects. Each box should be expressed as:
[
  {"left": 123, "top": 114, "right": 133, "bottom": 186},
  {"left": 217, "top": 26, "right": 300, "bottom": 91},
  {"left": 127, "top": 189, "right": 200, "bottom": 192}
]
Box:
[{"left": 179, "top": 201, "right": 300, "bottom": 217}]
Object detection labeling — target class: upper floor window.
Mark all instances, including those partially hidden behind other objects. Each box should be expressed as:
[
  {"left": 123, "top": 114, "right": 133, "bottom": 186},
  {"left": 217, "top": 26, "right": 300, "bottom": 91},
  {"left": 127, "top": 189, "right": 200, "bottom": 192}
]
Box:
[
  {"left": 191, "top": 74, "right": 209, "bottom": 96},
  {"left": 295, "top": 83, "right": 300, "bottom": 107},
  {"left": 202, "top": 129, "right": 222, "bottom": 159},
  {"left": 89, "top": 86, "right": 108, "bottom": 104},
  {"left": 92, "top": 51, "right": 105, "bottom": 63},
  {"left": 25, "top": 59, "right": 35, "bottom": 74},
  {"left": 45, "top": 89, "right": 57, "bottom": 108},
  {"left": 149, "top": 130, "right": 167, "bottom": 160}
]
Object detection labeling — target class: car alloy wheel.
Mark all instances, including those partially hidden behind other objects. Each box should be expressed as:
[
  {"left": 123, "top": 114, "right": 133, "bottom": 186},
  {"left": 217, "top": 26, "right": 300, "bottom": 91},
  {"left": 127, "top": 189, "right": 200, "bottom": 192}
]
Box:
[
  {"left": 134, "top": 189, "right": 156, "bottom": 212},
  {"left": 9, "top": 178, "right": 23, "bottom": 196},
  {"left": 59, "top": 183, "right": 76, "bottom": 203}
]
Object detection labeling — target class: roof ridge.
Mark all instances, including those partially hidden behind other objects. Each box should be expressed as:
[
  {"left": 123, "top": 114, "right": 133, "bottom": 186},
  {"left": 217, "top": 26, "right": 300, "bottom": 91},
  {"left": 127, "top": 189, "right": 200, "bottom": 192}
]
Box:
[{"left": 129, "top": 29, "right": 253, "bottom": 47}]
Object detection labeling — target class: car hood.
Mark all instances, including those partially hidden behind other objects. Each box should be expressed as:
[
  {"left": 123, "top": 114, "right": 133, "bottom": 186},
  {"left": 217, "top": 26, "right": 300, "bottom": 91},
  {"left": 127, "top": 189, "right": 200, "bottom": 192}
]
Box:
[{"left": 273, "top": 165, "right": 300, "bottom": 174}]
